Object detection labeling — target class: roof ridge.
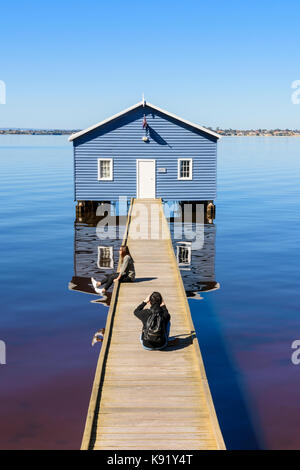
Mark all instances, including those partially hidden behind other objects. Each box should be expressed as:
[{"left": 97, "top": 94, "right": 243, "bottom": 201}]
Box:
[{"left": 68, "top": 101, "right": 220, "bottom": 141}]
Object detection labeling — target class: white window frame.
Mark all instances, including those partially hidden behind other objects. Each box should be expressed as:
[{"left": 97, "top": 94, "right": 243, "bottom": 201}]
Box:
[
  {"left": 98, "top": 158, "right": 113, "bottom": 181},
  {"left": 176, "top": 242, "right": 192, "bottom": 269},
  {"left": 97, "top": 246, "right": 114, "bottom": 270},
  {"left": 177, "top": 158, "right": 193, "bottom": 180}
]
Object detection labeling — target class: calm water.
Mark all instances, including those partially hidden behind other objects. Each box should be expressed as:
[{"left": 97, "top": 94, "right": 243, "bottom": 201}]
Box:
[{"left": 0, "top": 135, "right": 300, "bottom": 449}]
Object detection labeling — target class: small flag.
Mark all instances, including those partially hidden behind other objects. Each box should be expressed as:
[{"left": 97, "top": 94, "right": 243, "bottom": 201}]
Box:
[{"left": 142, "top": 115, "right": 148, "bottom": 129}]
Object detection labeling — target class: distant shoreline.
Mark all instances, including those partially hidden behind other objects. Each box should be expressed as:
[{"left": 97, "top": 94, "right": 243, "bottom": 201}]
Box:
[
  {"left": 0, "top": 129, "right": 300, "bottom": 137},
  {"left": 0, "top": 129, "right": 78, "bottom": 136}
]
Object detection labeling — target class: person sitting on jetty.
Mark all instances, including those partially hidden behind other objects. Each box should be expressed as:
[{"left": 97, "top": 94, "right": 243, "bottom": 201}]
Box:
[
  {"left": 134, "top": 292, "right": 171, "bottom": 351},
  {"left": 91, "top": 246, "right": 135, "bottom": 295}
]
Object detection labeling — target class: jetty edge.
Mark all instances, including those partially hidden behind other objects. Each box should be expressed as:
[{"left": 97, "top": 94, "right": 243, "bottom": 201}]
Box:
[{"left": 81, "top": 198, "right": 225, "bottom": 450}]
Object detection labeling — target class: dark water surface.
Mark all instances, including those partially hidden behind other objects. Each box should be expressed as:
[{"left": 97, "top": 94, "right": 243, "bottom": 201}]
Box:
[{"left": 0, "top": 135, "right": 299, "bottom": 449}]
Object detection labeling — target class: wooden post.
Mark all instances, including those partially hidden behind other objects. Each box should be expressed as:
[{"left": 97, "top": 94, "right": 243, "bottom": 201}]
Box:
[{"left": 206, "top": 202, "right": 215, "bottom": 222}]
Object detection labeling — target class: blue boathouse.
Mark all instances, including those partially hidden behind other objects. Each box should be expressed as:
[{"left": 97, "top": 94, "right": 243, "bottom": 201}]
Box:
[{"left": 69, "top": 100, "right": 220, "bottom": 202}]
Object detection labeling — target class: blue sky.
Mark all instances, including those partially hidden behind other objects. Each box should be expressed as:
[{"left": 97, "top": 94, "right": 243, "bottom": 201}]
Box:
[{"left": 0, "top": 0, "right": 300, "bottom": 129}]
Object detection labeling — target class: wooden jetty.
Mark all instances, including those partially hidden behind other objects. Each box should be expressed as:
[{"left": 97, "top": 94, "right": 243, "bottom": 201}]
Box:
[{"left": 81, "top": 198, "right": 225, "bottom": 450}]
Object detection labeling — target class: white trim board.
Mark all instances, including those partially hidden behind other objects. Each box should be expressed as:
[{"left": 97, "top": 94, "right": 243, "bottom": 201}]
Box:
[{"left": 69, "top": 101, "right": 221, "bottom": 142}]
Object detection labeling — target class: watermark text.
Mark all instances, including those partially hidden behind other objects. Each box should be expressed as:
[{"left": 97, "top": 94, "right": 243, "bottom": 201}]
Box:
[
  {"left": 95, "top": 199, "right": 205, "bottom": 250},
  {"left": 291, "top": 340, "right": 300, "bottom": 365},
  {"left": 0, "top": 340, "right": 6, "bottom": 365},
  {"left": 0, "top": 80, "right": 6, "bottom": 104},
  {"left": 291, "top": 80, "right": 300, "bottom": 104}
]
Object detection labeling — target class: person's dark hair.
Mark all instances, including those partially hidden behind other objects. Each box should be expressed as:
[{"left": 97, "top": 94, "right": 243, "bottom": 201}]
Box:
[
  {"left": 149, "top": 292, "right": 162, "bottom": 313},
  {"left": 119, "top": 245, "right": 133, "bottom": 262}
]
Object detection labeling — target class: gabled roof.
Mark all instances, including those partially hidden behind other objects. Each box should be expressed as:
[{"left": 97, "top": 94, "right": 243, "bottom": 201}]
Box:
[{"left": 68, "top": 101, "right": 221, "bottom": 142}]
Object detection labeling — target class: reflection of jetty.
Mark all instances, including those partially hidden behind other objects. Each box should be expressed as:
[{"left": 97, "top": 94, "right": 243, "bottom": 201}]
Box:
[{"left": 81, "top": 199, "right": 225, "bottom": 450}]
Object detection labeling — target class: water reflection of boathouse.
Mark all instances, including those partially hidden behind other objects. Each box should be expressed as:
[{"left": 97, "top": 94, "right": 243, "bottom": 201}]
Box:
[
  {"left": 173, "top": 224, "right": 219, "bottom": 298},
  {"left": 69, "top": 202, "right": 219, "bottom": 301},
  {"left": 69, "top": 203, "right": 126, "bottom": 304},
  {"left": 166, "top": 201, "right": 220, "bottom": 298}
]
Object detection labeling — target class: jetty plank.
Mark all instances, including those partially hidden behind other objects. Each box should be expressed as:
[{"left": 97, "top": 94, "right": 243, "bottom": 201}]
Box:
[{"left": 81, "top": 199, "right": 225, "bottom": 450}]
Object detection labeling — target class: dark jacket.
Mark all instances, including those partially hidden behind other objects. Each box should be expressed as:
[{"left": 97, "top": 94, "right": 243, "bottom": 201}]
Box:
[{"left": 134, "top": 301, "right": 170, "bottom": 348}]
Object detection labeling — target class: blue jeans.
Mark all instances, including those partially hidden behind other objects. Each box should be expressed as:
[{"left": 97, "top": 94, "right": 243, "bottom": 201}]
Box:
[{"left": 140, "top": 322, "right": 171, "bottom": 351}]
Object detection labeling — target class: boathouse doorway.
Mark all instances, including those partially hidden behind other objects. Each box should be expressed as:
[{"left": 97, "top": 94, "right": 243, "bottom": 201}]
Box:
[{"left": 136, "top": 159, "right": 156, "bottom": 199}]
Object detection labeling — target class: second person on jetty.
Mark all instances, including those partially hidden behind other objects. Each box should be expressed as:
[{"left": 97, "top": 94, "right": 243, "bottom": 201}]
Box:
[
  {"left": 134, "top": 292, "right": 171, "bottom": 350},
  {"left": 91, "top": 246, "right": 135, "bottom": 295}
]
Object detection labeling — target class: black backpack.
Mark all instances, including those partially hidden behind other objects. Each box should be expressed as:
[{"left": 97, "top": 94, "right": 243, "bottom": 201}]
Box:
[{"left": 143, "top": 310, "right": 166, "bottom": 345}]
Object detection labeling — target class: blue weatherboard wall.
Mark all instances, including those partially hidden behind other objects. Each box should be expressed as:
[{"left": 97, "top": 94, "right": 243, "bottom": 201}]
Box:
[{"left": 73, "top": 105, "right": 217, "bottom": 201}]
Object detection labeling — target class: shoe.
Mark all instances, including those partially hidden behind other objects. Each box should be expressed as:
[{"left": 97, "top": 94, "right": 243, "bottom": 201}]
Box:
[
  {"left": 95, "top": 287, "right": 103, "bottom": 295},
  {"left": 91, "top": 277, "right": 98, "bottom": 290}
]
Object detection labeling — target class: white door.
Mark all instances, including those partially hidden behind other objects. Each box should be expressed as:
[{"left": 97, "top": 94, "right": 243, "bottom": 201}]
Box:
[{"left": 137, "top": 160, "right": 156, "bottom": 198}]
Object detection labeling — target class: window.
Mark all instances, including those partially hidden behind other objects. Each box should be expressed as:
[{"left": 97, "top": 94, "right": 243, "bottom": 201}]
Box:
[
  {"left": 98, "top": 158, "right": 113, "bottom": 180},
  {"left": 178, "top": 159, "right": 193, "bottom": 180},
  {"left": 97, "top": 246, "right": 114, "bottom": 269},
  {"left": 176, "top": 242, "right": 191, "bottom": 269}
]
